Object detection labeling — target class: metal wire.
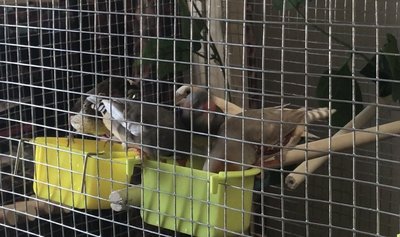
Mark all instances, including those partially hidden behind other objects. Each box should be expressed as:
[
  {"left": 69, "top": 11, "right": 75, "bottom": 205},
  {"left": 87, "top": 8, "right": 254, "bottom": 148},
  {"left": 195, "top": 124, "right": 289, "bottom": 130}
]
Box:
[{"left": 0, "top": 0, "right": 399, "bottom": 236}]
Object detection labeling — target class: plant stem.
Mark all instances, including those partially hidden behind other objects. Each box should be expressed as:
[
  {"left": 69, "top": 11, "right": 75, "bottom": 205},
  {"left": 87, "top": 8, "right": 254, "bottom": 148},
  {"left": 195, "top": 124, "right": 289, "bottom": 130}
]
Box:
[
  {"left": 191, "top": 1, "right": 226, "bottom": 78},
  {"left": 190, "top": 0, "right": 231, "bottom": 101}
]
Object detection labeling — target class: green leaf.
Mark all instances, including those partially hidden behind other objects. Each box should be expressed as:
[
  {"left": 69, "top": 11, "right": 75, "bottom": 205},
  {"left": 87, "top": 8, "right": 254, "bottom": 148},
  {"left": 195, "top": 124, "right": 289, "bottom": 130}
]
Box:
[
  {"left": 178, "top": 0, "right": 204, "bottom": 48},
  {"left": 316, "top": 62, "right": 364, "bottom": 127},
  {"left": 360, "top": 55, "right": 392, "bottom": 97},
  {"left": 133, "top": 0, "right": 204, "bottom": 79},
  {"left": 381, "top": 33, "right": 400, "bottom": 102},
  {"left": 360, "top": 34, "right": 400, "bottom": 102},
  {"left": 134, "top": 38, "right": 193, "bottom": 79},
  {"left": 273, "top": 0, "right": 305, "bottom": 10}
]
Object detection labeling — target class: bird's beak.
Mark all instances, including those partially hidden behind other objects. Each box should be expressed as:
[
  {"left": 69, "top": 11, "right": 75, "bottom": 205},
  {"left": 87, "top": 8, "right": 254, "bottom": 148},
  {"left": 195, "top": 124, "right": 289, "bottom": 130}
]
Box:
[
  {"left": 127, "top": 79, "right": 140, "bottom": 86},
  {"left": 175, "top": 96, "right": 185, "bottom": 106},
  {"left": 175, "top": 85, "right": 191, "bottom": 106}
]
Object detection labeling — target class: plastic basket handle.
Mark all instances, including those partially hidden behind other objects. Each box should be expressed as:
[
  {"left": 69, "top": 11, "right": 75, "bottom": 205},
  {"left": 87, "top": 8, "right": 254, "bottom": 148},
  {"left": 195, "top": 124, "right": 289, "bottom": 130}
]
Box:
[
  {"left": 13, "top": 138, "right": 31, "bottom": 175},
  {"left": 209, "top": 168, "right": 261, "bottom": 194}
]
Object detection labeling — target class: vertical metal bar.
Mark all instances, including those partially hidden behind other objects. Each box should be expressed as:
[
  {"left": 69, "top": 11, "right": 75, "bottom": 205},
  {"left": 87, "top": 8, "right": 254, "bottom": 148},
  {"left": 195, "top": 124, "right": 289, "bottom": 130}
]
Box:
[
  {"left": 241, "top": 0, "right": 247, "bottom": 234},
  {"left": 122, "top": 1, "right": 129, "bottom": 237},
  {"left": 71, "top": 0, "right": 79, "bottom": 235},
  {"left": 205, "top": 0, "right": 212, "bottom": 235},
  {"left": 1, "top": 4, "right": 10, "bottom": 236},
  {"left": 327, "top": 0, "right": 333, "bottom": 236},
  {"left": 106, "top": 0, "right": 113, "bottom": 235},
  {"left": 52, "top": 0, "right": 58, "bottom": 144},
  {"left": 280, "top": 0, "right": 287, "bottom": 235},
  {"left": 187, "top": 2, "right": 195, "bottom": 235},
  {"left": 304, "top": 0, "right": 310, "bottom": 236},
  {"left": 259, "top": 0, "right": 266, "bottom": 235},
  {"left": 351, "top": 1, "right": 357, "bottom": 236},
  {"left": 374, "top": 1, "right": 380, "bottom": 235}
]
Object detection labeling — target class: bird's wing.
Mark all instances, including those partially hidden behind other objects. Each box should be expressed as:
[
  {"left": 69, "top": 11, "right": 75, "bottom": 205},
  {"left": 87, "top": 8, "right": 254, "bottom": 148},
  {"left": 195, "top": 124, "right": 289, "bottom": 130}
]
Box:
[
  {"left": 86, "top": 95, "right": 101, "bottom": 107},
  {"left": 88, "top": 95, "right": 141, "bottom": 137},
  {"left": 101, "top": 100, "right": 141, "bottom": 137}
]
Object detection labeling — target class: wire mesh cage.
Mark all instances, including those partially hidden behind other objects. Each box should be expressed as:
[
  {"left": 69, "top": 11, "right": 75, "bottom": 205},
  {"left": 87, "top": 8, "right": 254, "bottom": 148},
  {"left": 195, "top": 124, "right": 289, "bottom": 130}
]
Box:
[{"left": 0, "top": 0, "right": 399, "bottom": 236}]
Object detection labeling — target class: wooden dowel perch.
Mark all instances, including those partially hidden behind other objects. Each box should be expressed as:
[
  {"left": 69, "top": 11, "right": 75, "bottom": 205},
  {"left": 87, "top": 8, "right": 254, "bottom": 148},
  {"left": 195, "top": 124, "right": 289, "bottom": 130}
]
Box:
[
  {"left": 263, "top": 120, "right": 400, "bottom": 169},
  {"left": 109, "top": 186, "right": 141, "bottom": 212},
  {"left": 285, "top": 104, "right": 376, "bottom": 189},
  {"left": 0, "top": 201, "right": 36, "bottom": 225},
  {"left": 0, "top": 199, "right": 70, "bottom": 226},
  {"left": 285, "top": 96, "right": 393, "bottom": 190}
]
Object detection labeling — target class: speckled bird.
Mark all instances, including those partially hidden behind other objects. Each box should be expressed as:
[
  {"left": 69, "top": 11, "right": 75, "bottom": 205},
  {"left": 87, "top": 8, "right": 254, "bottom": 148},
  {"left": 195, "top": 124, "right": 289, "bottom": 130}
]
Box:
[
  {"left": 175, "top": 85, "right": 226, "bottom": 155},
  {"left": 203, "top": 106, "right": 335, "bottom": 172}
]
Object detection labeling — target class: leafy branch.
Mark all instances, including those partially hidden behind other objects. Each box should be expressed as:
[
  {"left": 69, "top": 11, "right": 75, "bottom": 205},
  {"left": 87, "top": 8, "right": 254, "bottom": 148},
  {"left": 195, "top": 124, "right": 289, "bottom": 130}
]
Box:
[
  {"left": 134, "top": 0, "right": 226, "bottom": 81},
  {"left": 190, "top": 0, "right": 226, "bottom": 79},
  {"left": 274, "top": 0, "right": 400, "bottom": 126}
]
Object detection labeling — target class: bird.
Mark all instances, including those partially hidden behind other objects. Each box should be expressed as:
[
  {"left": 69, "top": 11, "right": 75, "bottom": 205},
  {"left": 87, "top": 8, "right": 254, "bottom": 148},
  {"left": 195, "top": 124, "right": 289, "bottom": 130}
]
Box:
[
  {"left": 88, "top": 95, "right": 191, "bottom": 164},
  {"left": 69, "top": 78, "right": 139, "bottom": 140},
  {"left": 175, "top": 85, "right": 227, "bottom": 157},
  {"left": 202, "top": 106, "right": 336, "bottom": 173},
  {"left": 176, "top": 85, "right": 225, "bottom": 135},
  {"left": 176, "top": 85, "right": 243, "bottom": 116}
]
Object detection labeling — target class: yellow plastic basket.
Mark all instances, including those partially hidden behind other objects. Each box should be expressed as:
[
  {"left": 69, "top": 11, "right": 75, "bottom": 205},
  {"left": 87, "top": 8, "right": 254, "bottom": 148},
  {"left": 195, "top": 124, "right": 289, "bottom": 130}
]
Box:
[
  {"left": 33, "top": 137, "right": 260, "bottom": 235},
  {"left": 140, "top": 159, "right": 261, "bottom": 236},
  {"left": 33, "top": 137, "right": 139, "bottom": 209}
]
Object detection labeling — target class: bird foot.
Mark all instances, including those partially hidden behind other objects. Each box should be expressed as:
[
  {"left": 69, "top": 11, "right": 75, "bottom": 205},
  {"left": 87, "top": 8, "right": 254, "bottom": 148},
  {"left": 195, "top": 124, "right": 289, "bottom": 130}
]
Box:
[
  {"left": 66, "top": 134, "right": 75, "bottom": 147},
  {"left": 255, "top": 155, "right": 285, "bottom": 169},
  {"left": 128, "top": 147, "right": 142, "bottom": 157},
  {"left": 127, "top": 147, "right": 148, "bottom": 161},
  {"left": 176, "top": 158, "right": 188, "bottom": 167},
  {"left": 262, "top": 159, "right": 281, "bottom": 168}
]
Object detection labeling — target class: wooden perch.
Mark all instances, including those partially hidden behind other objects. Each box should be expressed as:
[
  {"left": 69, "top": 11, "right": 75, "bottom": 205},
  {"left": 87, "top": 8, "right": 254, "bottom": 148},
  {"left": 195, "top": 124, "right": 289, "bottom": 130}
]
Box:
[
  {"left": 0, "top": 201, "right": 36, "bottom": 225},
  {"left": 285, "top": 96, "right": 393, "bottom": 190},
  {"left": 0, "top": 198, "right": 70, "bottom": 226},
  {"left": 109, "top": 186, "right": 141, "bottom": 212},
  {"left": 285, "top": 104, "right": 376, "bottom": 189},
  {"left": 0, "top": 97, "right": 31, "bottom": 113},
  {"left": 262, "top": 120, "right": 400, "bottom": 169}
]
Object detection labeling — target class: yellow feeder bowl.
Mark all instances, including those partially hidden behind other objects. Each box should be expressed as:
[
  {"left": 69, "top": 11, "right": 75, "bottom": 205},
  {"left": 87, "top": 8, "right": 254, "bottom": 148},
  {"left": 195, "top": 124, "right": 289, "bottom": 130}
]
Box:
[
  {"left": 139, "top": 159, "right": 261, "bottom": 236},
  {"left": 33, "top": 137, "right": 140, "bottom": 209}
]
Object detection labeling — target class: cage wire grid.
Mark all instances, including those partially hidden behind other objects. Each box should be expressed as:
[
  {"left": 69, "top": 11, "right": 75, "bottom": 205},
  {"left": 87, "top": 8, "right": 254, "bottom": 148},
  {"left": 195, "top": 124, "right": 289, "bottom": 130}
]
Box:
[{"left": 0, "top": 0, "right": 399, "bottom": 236}]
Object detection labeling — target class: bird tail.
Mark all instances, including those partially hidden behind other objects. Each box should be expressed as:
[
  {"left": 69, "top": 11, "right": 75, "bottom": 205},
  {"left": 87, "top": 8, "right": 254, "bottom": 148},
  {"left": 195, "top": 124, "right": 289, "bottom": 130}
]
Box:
[
  {"left": 87, "top": 95, "right": 107, "bottom": 115},
  {"left": 86, "top": 95, "right": 99, "bottom": 106},
  {"left": 306, "top": 107, "right": 336, "bottom": 122},
  {"left": 87, "top": 96, "right": 125, "bottom": 122}
]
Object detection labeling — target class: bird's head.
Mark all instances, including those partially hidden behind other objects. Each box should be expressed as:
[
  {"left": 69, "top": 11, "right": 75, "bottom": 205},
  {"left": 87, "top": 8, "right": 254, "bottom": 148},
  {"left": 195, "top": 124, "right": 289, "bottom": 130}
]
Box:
[{"left": 175, "top": 85, "right": 224, "bottom": 134}]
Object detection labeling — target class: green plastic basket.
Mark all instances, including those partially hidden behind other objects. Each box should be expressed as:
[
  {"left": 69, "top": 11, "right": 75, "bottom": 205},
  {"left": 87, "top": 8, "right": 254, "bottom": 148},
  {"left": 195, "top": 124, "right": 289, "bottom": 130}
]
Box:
[{"left": 140, "top": 159, "right": 260, "bottom": 236}]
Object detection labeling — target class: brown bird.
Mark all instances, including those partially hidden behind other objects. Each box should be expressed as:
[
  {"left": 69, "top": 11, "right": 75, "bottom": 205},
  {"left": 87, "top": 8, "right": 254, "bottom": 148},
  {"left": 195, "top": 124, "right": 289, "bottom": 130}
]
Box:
[
  {"left": 69, "top": 78, "right": 139, "bottom": 140},
  {"left": 175, "top": 85, "right": 226, "bottom": 156},
  {"left": 203, "top": 106, "right": 335, "bottom": 172},
  {"left": 176, "top": 85, "right": 225, "bottom": 135}
]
